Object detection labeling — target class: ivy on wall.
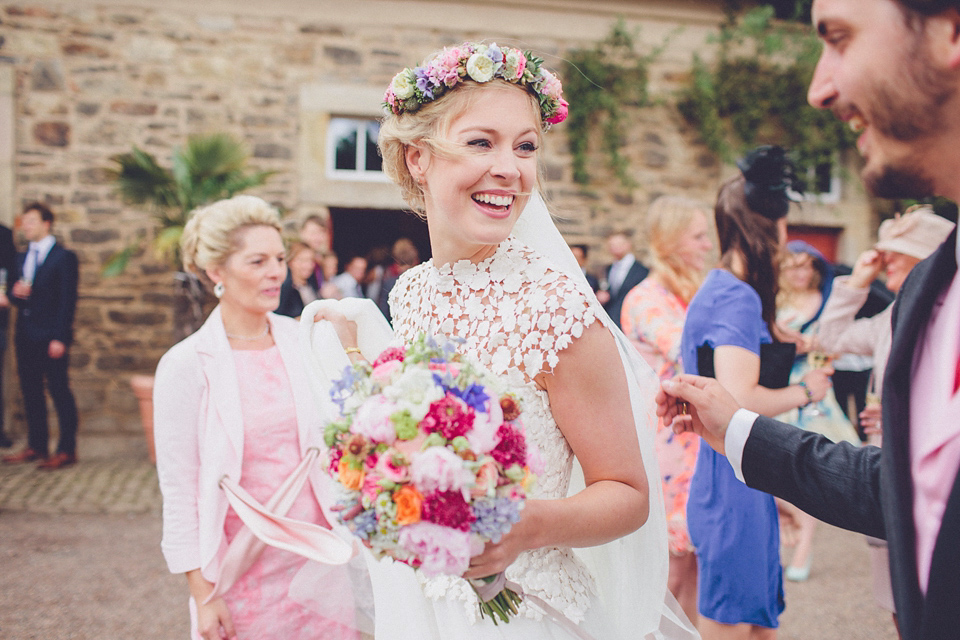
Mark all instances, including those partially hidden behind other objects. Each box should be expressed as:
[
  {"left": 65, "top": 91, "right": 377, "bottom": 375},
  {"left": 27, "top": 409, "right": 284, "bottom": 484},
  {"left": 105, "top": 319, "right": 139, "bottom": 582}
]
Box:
[
  {"left": 677, "top": 6, "right": 855, "bottom": 186},
  {"left": 563, "top": 21, "right": 664, "bottom": 187}
]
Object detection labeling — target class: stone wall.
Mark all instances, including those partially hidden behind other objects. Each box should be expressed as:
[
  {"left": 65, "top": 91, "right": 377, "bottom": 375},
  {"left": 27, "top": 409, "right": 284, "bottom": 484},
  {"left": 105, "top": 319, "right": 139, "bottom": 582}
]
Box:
[{"left": 0, "top": 0, "right": 871, "bottom": 450}]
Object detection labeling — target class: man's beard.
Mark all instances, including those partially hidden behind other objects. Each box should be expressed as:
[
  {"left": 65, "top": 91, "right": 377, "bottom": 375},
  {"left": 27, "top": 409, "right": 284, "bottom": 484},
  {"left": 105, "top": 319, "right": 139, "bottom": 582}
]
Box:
[
  {"left": 858, "top": 29, "right": 953, "bottom": 199},
  {"left": 864, "top": 163, "right": 935, "bottom": 200}
]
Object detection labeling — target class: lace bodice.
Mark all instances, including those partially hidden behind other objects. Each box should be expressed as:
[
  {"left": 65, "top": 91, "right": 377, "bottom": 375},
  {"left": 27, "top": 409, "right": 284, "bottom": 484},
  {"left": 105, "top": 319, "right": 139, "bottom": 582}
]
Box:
[{"left": 389, "top": 236, "right": 601, "bottom": 623}]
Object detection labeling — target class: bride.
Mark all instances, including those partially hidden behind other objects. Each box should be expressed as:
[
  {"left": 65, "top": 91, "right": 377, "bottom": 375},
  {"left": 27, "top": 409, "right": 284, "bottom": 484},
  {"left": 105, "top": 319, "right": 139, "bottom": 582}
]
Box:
[{"left": 306, "top": 43, "right": 695, "bottom": 640}]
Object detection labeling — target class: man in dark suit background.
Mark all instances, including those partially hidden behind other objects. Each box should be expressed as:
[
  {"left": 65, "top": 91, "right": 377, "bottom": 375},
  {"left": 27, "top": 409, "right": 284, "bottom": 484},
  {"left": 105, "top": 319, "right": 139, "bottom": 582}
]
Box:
[
  {"left": 1, "top": 202, "right": 79, "bottom": 470},
  {"left": 0, "top": 222, "right": 19, "bottom": 449},
  {"left": 657, "top": 2, "right": 960, "bottom": 639},
  {"left": 595, "top": 231, "right": 648, "bottom": 329},
  {"left": 569, "top": 243, "right": 600, "bottom": 293}
]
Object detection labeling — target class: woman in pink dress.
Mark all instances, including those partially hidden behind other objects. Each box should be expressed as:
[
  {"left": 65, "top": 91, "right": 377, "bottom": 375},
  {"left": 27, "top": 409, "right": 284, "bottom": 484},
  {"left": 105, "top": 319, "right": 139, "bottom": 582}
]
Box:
[
  {"left": 154, "top": 195, "right": 365, "bottom": 640},
  {"left": 620, "top": 195, "right": 714, "bottom": 625}
]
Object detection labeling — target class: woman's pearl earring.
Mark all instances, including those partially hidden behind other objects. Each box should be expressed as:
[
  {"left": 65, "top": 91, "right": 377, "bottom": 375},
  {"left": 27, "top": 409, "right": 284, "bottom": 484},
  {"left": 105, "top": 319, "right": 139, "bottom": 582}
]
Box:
[{"left": 214, "top": 282, "right": 225, "bottom": 299}]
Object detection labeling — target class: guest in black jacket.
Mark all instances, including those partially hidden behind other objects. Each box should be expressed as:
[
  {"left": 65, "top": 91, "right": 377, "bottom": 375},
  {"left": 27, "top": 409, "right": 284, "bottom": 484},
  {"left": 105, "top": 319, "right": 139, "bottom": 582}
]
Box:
[
  {"left": 1, "top": 202, "right": 79, "bottom": 469},
  {"left": 0, "top": 221, "right": 19, "bottom": 449}
]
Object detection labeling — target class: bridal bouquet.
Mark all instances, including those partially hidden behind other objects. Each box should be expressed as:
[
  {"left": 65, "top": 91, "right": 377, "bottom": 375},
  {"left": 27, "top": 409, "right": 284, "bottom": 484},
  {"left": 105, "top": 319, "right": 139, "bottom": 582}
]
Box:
[{"left": 323, "top": 334, "right": 539, "bottom": 624}]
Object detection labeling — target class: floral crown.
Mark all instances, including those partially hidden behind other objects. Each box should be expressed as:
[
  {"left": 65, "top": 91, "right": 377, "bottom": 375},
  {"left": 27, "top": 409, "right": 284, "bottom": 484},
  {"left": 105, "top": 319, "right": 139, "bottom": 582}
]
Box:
[{"left": 384, "top": 43, "right": 569, "bottom": 128}]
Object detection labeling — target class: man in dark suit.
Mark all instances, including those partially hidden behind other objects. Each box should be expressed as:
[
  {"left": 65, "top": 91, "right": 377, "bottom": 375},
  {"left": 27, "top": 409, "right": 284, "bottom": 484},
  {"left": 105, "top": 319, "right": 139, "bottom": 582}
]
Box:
[
  {"left": 1, "top": 203, "right": 79, "bottom": 470},
  {"left": 656, "top": 3, "right": 960, "bottom": 638},
  {"left": 0, "top": 222, "right": 18, "bottom": 449},
  {"left": 569, "top": 243, "right": 600, "bottom": 293},
  {"left": 595, "top": 231, "right": 647, "bottom": 329}
]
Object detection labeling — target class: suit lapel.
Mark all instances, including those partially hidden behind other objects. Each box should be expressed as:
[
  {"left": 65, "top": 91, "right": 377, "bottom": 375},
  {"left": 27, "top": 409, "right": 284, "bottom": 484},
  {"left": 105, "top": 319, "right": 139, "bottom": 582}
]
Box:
[
  {"left": 195, "top": 307, "right": 244, "bottom": 460},
  {"left": 920, "top": 468, "right": 960, "bottom": 639}
]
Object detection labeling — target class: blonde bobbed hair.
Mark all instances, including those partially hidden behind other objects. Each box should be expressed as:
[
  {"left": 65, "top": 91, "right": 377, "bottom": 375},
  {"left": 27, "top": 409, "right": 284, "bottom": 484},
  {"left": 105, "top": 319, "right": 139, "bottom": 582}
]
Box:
[
  {"left": 180, "top": 194, "right": 282, "bottom": 276},
  {"left": 378, "top": 78, "right": 543, "bottom": 217},
  {"left": 646, "top": 195, "right": 711, "bottom": 305}
]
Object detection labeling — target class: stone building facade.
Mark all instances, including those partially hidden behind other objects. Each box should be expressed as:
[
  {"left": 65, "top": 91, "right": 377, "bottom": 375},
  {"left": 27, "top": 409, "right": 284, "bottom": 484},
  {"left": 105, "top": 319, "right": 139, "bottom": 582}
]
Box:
[{"left": 0, "top": 0, "right": 874, "bottom": 454}]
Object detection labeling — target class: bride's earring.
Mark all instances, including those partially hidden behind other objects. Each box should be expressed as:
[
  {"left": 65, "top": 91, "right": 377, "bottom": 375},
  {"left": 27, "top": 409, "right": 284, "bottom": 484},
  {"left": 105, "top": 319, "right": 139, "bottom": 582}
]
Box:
[{"left": 214, "top": 282, "right": 224, "bottom": 298}]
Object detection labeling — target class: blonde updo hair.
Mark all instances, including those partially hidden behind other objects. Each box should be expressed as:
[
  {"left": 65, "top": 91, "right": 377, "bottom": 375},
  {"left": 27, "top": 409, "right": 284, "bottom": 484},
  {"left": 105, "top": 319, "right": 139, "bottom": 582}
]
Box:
[
  {"left": 646, "top": 195, "right": 711, "bottom": 304},
  {"left": 180, "top": 194, "right": 282, "bottom": 276},
  {"left": 378, "top": 78, "right": 543, "bottom": 216}
]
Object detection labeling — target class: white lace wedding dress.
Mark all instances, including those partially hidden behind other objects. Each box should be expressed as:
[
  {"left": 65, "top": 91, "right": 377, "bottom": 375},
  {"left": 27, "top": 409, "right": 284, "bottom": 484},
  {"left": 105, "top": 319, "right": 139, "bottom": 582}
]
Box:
[{"left": 299, "top": 195, "right": 696, "bottom": 640}]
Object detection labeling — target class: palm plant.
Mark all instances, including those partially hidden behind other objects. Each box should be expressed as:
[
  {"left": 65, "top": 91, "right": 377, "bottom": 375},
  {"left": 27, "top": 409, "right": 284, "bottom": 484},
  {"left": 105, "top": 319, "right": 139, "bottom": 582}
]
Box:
[{"left": 106, "top": 133, "right": 273, "bottom": 339}]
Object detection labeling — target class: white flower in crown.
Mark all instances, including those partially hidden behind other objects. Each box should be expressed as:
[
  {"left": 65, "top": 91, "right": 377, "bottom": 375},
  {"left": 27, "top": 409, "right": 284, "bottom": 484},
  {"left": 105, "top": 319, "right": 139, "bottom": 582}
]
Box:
[
  {"left": 466, "top": 52, "right": 496, "bottom": 83},
  {"left": 392, "top": 69, "right": 416, "bottom": 100}
]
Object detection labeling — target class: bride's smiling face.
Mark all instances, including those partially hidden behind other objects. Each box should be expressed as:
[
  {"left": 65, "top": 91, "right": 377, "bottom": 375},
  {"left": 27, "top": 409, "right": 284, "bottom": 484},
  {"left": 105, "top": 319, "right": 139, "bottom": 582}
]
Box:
[{"left": 406, "top": 84, "right": 541, "bottom": 265}]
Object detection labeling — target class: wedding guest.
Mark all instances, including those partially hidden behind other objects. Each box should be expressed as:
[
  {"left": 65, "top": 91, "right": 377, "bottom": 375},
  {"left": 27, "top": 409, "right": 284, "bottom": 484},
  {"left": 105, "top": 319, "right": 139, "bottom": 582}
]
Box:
[
  {"left": 315, "top": 42, "right": 695, "bottom": 640},
  {"left": 816, "top": 205, "right": 954, "bottom": 620},
  {"left": 657, "top": 4, "right": 960, "bottom": 638},
  {"left": 596, "top": 231, "right": 648, "bottom": 329},
  {"left": 681, "top": 146, "right": 832, "bottom": 640},
  {"left": 569, "top": 243, "right": 600, "bottom": 292},
  {"left": 620, "top": 194, "right": 713, "bottom": 624},
  {"left": 0, "top": 220, "right": 18, "bottom": 449},
  {"left": 775, "top": 241, "right": 860, "bottom": 582},
  {"left": 376, "top": 237, "right": 420, "bottom": 321},
  {"left": 153, "top": 194, "right": 361, "bottom": 640},
  {"left": 299, "top": 213, "right": 330, "bottom": 283},
  {"left": 277, "top": 241, "right": 319, "bottom": 318},
  {"left": 2, "top": 202, "right": 79, "bottom": 470},
  {"left": 332, "top": 256, "right": 367, "bottom": 299}
]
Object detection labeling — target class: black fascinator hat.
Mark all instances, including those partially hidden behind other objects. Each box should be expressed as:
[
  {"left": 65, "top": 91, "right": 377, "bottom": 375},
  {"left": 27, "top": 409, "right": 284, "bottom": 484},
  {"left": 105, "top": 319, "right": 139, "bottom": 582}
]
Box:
[{"left": 736, "top": 145, "right": 800, "bottom": 220}]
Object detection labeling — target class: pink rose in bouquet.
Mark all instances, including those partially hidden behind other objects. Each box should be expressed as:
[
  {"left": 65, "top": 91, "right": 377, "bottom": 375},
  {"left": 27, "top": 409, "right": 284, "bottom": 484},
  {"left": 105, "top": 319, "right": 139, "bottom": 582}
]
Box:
[{"left": 323, "top": 333, "right": 539, "bottom": 624}]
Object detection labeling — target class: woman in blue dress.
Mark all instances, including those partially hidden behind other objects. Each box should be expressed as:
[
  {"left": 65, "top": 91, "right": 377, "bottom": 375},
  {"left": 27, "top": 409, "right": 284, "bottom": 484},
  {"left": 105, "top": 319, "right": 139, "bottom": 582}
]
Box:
[{"left": 680, "top": 146, "right": 834, "bottom": 639}]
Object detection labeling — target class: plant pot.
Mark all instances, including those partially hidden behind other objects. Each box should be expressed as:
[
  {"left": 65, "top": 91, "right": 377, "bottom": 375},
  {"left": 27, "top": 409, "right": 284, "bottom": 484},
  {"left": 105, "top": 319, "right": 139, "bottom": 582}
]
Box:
[{"left": 130, "top": 374, "right": 156, "bottom": 464}]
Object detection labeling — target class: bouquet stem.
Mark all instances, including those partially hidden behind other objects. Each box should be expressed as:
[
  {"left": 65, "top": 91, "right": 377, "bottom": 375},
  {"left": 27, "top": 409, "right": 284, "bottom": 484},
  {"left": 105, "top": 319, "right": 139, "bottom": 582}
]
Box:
[{"left": 470, "top": 573, "right": 523, "bottom": 625}]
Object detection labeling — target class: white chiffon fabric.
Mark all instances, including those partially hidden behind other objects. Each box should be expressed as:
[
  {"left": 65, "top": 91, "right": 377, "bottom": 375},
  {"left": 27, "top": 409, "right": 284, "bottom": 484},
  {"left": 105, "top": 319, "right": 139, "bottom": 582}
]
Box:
[{"left": 299, "top": 193, "right": 697, "bottom": 640}]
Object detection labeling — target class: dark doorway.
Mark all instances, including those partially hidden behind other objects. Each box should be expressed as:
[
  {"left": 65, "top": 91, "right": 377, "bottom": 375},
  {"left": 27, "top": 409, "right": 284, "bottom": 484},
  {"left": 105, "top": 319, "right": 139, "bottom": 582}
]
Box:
[{"left": 329, "top": 207, "right": 431, "bottom": 271}]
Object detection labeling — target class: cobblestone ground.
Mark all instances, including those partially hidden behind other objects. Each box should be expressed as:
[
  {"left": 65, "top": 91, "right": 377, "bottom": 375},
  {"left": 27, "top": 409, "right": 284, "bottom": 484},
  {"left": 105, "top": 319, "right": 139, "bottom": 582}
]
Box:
[{"left": 0, "top": 457, "right": 901, "bottom": 640}]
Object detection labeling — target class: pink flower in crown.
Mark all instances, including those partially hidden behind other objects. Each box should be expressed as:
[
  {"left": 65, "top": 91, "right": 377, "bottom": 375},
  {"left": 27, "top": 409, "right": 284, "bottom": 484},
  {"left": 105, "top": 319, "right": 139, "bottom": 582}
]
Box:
[
  {"left": 422, "top": 393, "right": 475, "bottom": 440},
  {"left": 397, "top": 521, "right": 476, "bottom": 577},
  {"left": 547, "top": 98, "right": 569, "bottom": 125},
  {"left": 540, "top": 69, "right": 563, "bottom": 99}
]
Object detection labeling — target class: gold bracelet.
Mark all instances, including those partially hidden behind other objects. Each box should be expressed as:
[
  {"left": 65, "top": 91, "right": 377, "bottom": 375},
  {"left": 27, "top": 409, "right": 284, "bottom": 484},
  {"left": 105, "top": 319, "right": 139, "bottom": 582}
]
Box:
[{"left": 345, "top": 347, "right": 362, "bottom": 355}]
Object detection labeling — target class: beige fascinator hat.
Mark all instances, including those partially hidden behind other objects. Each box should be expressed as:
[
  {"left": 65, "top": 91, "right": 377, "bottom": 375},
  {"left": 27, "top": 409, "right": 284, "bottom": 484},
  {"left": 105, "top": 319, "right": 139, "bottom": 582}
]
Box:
[{"left": 874, "top": 205, "right": 956, "bottom": 260}]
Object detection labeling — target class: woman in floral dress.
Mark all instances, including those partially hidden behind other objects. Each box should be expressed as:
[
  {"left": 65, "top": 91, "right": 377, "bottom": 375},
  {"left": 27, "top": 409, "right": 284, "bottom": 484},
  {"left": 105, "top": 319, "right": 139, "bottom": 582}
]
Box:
[{"left": 621, "top": 195, "right": 713, "bottom": 624}]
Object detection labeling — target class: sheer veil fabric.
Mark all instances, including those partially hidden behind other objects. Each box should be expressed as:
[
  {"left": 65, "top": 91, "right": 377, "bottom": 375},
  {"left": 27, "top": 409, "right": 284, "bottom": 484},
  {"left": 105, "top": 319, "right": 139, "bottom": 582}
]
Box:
[{"left": 299, "top": 193, "right": 697, "bottom": 639}]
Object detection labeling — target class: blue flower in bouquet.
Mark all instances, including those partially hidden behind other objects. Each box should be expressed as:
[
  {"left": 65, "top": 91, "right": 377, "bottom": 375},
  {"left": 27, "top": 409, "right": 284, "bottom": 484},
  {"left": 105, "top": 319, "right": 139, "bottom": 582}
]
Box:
[{"left": 471, "top": 496, "right": 522, "bottom": 543}]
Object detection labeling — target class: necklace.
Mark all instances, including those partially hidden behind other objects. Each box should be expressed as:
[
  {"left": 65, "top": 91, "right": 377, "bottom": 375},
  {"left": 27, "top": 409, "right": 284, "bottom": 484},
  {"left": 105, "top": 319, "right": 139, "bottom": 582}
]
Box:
[{"left": 225, "top": 324, "right": 270, "bottom": 341}]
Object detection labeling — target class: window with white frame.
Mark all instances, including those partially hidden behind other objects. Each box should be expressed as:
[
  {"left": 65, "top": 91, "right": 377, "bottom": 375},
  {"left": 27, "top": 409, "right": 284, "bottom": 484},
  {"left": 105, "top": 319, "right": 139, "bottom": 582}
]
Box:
[
  {"left": 326, "top": 117, "right": 386, "bottom": 181},
  {"left": 790, "top": 159, "right": 841, "bottom": 204}
]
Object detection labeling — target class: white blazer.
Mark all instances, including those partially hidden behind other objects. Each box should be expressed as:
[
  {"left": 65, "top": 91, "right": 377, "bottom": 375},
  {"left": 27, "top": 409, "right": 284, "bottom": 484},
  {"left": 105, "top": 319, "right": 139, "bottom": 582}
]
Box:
[{"left": 154, "top": 306, "right": 335, "bottom": 579}]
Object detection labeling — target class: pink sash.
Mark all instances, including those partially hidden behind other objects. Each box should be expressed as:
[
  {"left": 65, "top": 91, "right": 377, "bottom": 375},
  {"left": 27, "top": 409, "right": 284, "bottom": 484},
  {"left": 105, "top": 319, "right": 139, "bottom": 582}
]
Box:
[{"left": 205, "top": 448, "right": 356, "bottom": 603}]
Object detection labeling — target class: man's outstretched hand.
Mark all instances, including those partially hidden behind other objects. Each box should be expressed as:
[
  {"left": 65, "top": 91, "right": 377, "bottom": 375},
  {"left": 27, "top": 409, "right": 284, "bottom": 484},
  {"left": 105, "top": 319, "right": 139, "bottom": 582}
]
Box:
[{"left": 655, "top": 374, "right": 742, "bottom": 456}]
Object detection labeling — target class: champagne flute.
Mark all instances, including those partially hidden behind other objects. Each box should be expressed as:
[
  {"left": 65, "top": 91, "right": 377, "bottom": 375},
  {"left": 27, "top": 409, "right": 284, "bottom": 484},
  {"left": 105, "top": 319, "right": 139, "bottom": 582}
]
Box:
[{"left": 802, "top": 323, "right": 832, "bottom": 418}]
